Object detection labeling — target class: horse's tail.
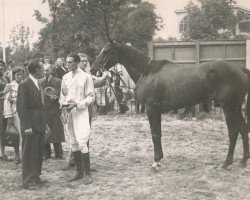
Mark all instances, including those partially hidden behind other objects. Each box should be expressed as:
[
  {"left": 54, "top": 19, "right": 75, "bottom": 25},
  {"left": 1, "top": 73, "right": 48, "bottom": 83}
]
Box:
[{"left": 243, "top": 68, "right": 250, "bottom": 131}]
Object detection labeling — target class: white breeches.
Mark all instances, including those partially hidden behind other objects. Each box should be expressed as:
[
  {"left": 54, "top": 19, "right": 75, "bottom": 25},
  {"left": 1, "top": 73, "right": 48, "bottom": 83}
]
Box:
[{"left": 66, "top": 108, "right": 90, "bottom": 153}]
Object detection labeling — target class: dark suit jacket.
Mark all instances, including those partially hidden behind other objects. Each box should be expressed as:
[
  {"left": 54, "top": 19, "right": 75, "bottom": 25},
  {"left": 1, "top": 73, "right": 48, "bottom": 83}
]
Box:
[
  {"left": 17, "top": 77, "right": 46, "bottom": 132},
  {"left": 51, "top": 66, "right": 68, "bottom": 80},
  {"left": 40, "top": 76, "right": 65, "bottom": 143},
  {"left": 41, "top": 76, "right": 61, "bottom": 110}
]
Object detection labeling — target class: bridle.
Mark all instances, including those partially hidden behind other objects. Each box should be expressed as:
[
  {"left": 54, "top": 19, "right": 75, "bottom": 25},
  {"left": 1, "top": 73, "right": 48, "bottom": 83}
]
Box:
[{"left": 94, "top": 46, "right": 118, "bottom": 74}]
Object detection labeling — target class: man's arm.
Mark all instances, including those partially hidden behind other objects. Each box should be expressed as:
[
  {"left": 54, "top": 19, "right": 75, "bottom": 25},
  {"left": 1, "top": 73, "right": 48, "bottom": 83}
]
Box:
[
  {"left": 59, "top": 77, "right": 67, "bottom": 107},
  {"left": 92, "top": 71, "right": 110, "bottom": 88},
  {"left": 74, "top": 75, "right": 95, "bottom": 110},
  {"left": 16, "top": 83, "right": 32, "bottom": 132}
]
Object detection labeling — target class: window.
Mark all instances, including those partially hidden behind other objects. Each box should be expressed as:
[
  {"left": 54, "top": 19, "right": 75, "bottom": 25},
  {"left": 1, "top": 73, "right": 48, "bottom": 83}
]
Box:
[{"left": 179, "top": 16, "right": 188, "bottom": 33}]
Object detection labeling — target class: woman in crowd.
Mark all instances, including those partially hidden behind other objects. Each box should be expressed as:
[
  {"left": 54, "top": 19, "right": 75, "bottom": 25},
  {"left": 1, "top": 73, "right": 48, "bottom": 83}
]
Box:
[
  {"left": 3, "top": 67, "right": 25, "bottom": 163},
  {"left": 0, "top": 60, "right": 11, "bottom": 160}
]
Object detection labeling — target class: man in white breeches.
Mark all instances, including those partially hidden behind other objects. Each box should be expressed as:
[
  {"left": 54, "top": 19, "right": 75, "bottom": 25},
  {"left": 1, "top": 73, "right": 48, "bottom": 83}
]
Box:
[{"left": 60, "top": 53, "right": 95, "bottom": 184}]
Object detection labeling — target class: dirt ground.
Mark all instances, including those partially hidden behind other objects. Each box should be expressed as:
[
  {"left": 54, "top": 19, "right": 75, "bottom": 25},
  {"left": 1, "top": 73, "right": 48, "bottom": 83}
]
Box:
[{"left": 0, "top": 113, "right": 250, "bottom": 200}]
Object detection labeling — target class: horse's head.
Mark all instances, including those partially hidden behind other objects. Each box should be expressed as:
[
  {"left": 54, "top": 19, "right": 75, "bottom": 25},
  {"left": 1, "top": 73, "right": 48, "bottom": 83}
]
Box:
[{"left": 91, "top": 42, "right": 118, "bottom": 75}]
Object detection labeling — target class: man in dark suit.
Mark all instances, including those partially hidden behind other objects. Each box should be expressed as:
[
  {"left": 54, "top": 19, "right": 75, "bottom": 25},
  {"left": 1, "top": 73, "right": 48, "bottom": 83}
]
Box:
[
  {"left": 17, "top": 58, "right": 49, "bottom": 189},
  {"left": 51, "top": 57, "right": 68, "bottom": 79},
  {"left": 41, "top": 64, "right": 65, "bottom": 159}
]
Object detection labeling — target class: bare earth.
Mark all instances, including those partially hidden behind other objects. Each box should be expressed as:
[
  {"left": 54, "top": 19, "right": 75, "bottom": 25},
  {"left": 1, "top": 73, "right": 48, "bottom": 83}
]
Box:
[{"left": 0, "top": 114, "right": 250, "bottom": 200}]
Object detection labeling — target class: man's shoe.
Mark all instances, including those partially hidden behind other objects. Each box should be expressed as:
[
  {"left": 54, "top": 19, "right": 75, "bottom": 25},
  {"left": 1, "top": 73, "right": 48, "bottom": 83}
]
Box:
[
  {"left": 91, "top": 168, "right": 98, "bottom": 172},
  {"left": 36, "top": 177, "right": 48, "bottom": 185},
  {"left": 43, "top": 156, "right": 51, "bottom": 160},
  {"left": 23, "top": 182, "right": 39, "bottom": 190},
  {"left": 68, "top": 172, "right": 84, "bottom": 182},
  {"left": 83, "top": 173, "right": 93, "bottom": 185},
  {"left": 61, "top": 163, "right": 75, "bottom": 171},
  {"left": 55, "top": 155, "right": 64, "bottom": 160}
]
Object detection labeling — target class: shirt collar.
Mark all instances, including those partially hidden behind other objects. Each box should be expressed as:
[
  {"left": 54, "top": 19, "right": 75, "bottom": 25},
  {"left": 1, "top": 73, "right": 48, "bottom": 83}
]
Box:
[
  {"left": 71, "top": 68, "right": 80, "bottom": 77},
  {"left": 46, "top": 75, "right": 52, "bottom": 82},
  {"left": 29, "top": 74, "right": 39, "bottom": 88}
]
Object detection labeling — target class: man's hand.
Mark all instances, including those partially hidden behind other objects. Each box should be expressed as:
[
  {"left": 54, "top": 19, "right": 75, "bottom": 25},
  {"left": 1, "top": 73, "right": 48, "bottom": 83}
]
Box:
[
  {"left": 66, "top": 103, "right": 77, "bottom": 113},
  {"left": 45, "top": 124, "right": 51, "bottom": 135},
  {"left": 24, "top": 128, "right": 33, "bottom": 136},
  {"left": 102, "top": 71, "right": 110, "bottom": 79},
  {"left": 49, "top": 95, "right": 57, "bottom": 101}
]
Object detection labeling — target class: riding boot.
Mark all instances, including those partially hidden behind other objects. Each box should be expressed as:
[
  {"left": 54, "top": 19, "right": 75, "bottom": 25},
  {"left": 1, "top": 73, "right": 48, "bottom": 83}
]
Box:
[
  {"left": 82, "top": 153, "right": 93, "bottom": 185},
  {"left": 68, "top": 151, "right": 84, "bottom": 182}
]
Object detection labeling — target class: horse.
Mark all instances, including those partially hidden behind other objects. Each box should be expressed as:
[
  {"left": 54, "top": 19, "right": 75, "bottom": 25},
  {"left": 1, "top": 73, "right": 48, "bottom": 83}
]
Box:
[{"left": 91, "top": 42, "right": 250, "bottom": 170}]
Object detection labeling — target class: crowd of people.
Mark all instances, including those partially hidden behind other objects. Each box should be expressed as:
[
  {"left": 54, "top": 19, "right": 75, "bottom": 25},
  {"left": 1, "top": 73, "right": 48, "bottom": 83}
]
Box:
[{"left": 0, "top": 52, "right": 137, "bottom": 190}]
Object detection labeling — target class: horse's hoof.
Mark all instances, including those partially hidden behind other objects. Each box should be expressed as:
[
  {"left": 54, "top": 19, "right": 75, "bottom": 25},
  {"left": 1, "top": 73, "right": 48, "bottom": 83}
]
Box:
[
  {"left": 239, "top": 161, "right": 247, "bottom": 168},
  {"left": 150, "top": 166, "right": 159, "bottom": 173},
  {"left": 222, "top": 161, "right": 233, "bottom": 169}
]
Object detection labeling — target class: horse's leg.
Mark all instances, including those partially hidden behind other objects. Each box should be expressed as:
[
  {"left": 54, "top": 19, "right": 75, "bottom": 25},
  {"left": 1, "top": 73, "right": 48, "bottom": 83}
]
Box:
[
  {"left": 238, "top": 112, "right": 250, "bottom": 167},
  {"left": 147, "top": 106, "right": 163, "bottom": 170},
  {"left": 222, "top": 109, "right": 240, "bottom": 169}
]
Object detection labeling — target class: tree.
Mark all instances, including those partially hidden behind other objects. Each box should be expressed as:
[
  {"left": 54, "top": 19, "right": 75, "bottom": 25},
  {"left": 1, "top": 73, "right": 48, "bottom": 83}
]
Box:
[
  {"left": 184, "top": 0, "right": 237, "bottom": 40},
  {"left": 7, "top": 22, "right": 34, "bottom": 65},
  {"left": 33, "top": 0, "right": 162, "bottom": 60},
  {"left": 0, "top": 44, "right": 11, "bottom": 63}
]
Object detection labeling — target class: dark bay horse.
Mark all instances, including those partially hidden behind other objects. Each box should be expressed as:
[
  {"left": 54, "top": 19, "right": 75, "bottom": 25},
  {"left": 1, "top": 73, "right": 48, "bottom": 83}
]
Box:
[{"left": 91, "top": 42, "right": 250, "bottom": 170}]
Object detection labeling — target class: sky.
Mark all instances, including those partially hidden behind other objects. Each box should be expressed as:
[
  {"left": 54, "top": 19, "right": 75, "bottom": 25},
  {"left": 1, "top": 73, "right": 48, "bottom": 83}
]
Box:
[{"left": 0, "top": 0, "right": 250, "bottom": 46}]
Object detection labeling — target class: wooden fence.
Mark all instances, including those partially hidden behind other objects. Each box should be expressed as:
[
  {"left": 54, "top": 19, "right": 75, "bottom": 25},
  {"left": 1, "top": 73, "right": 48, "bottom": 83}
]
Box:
[{"left": 148, "top": 40, "right": 246, "bottom": 68}]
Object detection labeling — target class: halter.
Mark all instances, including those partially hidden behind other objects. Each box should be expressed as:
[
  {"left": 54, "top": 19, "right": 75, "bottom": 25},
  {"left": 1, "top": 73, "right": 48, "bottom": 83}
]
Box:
[{"left": 95, "top": 47, "right": 117, "bottom": 74}]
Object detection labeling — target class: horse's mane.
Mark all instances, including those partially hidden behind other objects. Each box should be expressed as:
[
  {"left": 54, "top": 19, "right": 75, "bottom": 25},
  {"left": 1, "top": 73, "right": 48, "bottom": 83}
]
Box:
[
  {"left": 116, "top": 43, "right": 173, "bottom": 76},
  {"left": 146, "top": 59, "right": 173, "bottom": 74}
]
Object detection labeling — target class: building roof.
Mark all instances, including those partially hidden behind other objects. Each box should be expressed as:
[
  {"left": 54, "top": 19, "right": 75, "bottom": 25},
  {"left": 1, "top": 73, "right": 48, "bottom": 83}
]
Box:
[{"left": 175, "top": 4, "right": 250, "bottom": 15}]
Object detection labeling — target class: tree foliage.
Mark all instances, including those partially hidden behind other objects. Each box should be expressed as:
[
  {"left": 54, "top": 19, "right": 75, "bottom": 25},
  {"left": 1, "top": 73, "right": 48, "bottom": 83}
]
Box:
[
  {"left": 184, "top": 0, "right": 237, "bottom": 40},
  {"left": 33, "top": 0, "right": 162, "bottom": 60},
  {"left": 7, "top": 23, "right": 34, "bottom": 65}
]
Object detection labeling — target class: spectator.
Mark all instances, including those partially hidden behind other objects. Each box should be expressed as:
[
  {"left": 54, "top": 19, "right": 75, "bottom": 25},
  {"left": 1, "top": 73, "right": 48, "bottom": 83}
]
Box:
[
  {"left": 3, "top": 66, "right": 25, "bottom": 163},
  {"left": 44, "top": 56, "right": 52, "bottom": 65},
  {"left": 0, "top": 60, "right": 11, "bottom": 160},
  {"left": 52, "top": 57, "right": 68, "bottom": 80},
  {"left": 41, "top": 64, "right": 65, "bottom": 159}
]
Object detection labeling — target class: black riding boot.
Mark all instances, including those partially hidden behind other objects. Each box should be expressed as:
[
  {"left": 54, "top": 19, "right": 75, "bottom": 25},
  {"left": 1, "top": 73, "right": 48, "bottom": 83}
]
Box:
[
  {"left": 68, "top": 151, "right": 84, "bottom": 182},
  {"left": 82, "top": 153, "right": 93, "bottom": 185}
]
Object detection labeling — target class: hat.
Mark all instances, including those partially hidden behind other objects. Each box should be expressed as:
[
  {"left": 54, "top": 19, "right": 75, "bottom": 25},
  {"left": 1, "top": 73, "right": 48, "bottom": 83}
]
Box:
[{"left": 78, "top": 53, "right": 88, "bottom": 58}]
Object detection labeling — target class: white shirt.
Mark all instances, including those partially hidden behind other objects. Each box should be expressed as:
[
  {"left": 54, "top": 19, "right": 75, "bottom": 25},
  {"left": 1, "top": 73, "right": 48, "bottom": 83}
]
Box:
[
  {"left": 29, "top": 74, "right": 40, "bottom": 90},
  {"left": 60, "top": 68, "right": 95, "bottom": 109}
]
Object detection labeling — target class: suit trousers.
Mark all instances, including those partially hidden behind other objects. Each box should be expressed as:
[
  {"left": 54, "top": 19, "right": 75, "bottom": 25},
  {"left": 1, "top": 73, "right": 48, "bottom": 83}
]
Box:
[
  {"left": 44, "top": 142, "right": 63, "bottom": 158},
  {"left": 22, "top": 131, "right": 44, "bottom": 187}
]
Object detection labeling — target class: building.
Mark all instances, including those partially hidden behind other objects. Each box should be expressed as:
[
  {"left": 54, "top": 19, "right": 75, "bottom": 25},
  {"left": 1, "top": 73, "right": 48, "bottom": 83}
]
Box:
[{"left": 175, "top": 4, "right": 250, "bottom": 38}]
